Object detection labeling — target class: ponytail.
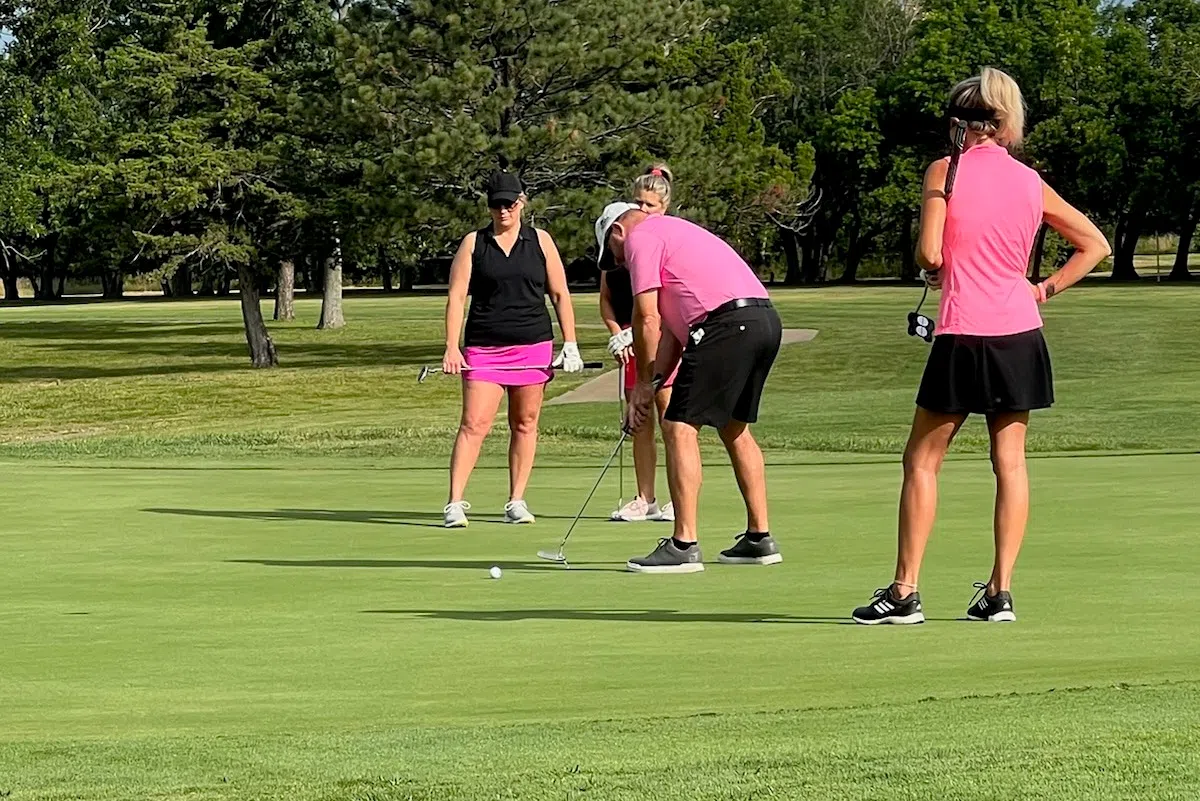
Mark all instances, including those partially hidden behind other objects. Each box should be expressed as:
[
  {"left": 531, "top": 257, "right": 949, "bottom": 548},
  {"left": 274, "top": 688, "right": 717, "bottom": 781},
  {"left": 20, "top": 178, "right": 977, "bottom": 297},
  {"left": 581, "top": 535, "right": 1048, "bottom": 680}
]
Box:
[
  {"left": 631, "top": 162, "right": 674, "bottom": 210},
  {"left": 943, "top": 67, "right": 1025, "bottom": 198}
]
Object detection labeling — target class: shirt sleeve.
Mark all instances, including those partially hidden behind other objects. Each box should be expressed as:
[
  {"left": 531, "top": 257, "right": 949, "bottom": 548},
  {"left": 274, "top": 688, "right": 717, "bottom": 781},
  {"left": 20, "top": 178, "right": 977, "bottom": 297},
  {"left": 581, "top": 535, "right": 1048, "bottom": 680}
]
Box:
[{"left": 625, "top": 231, "right": 665, "bottom": 295}]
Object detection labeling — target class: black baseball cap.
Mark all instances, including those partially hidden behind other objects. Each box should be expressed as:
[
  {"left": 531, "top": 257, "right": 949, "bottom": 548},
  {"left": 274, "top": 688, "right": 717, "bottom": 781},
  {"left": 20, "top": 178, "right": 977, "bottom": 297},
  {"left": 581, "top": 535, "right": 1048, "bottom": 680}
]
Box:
[{"left": 487, "top": 171, "right": 523, "bottom": 205}]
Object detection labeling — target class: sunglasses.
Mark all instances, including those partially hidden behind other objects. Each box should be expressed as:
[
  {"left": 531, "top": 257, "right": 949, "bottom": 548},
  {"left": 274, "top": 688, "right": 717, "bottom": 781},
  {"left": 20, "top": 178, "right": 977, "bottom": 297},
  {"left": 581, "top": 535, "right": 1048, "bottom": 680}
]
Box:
[{"left": 488, "top": 199, "right": 518, "bottom": 211}]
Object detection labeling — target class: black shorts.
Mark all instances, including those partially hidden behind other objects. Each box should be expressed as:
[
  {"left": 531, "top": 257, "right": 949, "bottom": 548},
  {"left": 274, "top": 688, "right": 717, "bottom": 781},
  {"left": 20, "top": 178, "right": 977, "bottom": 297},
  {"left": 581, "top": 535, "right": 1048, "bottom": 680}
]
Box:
[
  {"left": 665, "top": 302, "right": 782, "bottom": 428},
  {"left": 917, "top": 328, "right": 1054, "bottom": 415}
]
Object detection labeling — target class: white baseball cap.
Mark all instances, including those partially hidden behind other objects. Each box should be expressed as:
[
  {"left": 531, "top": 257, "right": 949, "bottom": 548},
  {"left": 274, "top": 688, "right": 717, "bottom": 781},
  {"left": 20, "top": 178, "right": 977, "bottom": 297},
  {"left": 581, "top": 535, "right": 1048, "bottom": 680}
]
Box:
[{"left": 594, "top": 201, "right": 639, "bottom": 270}]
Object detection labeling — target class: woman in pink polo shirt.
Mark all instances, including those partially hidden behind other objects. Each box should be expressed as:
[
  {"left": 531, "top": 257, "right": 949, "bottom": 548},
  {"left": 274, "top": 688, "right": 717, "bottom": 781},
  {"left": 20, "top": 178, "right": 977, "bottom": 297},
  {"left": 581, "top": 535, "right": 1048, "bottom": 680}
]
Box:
[{"left": 853, "top": 68, "right": 1111, "bottom": 625}]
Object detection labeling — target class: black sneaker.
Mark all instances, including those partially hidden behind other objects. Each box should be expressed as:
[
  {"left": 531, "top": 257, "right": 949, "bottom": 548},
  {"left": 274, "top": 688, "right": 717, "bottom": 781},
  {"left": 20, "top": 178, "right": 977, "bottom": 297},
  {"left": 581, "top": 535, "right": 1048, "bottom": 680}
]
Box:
[
  {"left": 852, "top": 586, "right": 926, "bottom": 625},
  {"left": 966, "top": 583, "right": 1016, "bottom": 622},
  {"left": 717, "top": 533, "right": 783, "bottom": 565},
  {"left": 626, "top": 538, "right": 704, "bottom": 574}
]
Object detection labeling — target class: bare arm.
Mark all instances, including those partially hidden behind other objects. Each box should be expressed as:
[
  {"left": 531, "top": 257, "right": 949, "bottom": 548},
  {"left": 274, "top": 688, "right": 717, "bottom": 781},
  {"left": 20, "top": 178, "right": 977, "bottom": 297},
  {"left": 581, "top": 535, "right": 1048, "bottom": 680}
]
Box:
[
  {"left": 916, "top": 159, "right": 950, "bottom": 272},
  {"left": 444, "top": 233, "right": 474, "bottom": 365},
  {"left": 1038, "top": 182, "right": 1112, "bottom": 299},
  {"left": 598, "top": 272, "right": 623, "bottom": 335},
  {"left": 539, "top": 229, "right": 577, "bottom": 342},
  {"left": 653, "top": 326, "right": 683, "bottom": 382},
  {"left": 632, "top": 291, "right": 662, "bottom": 384}
]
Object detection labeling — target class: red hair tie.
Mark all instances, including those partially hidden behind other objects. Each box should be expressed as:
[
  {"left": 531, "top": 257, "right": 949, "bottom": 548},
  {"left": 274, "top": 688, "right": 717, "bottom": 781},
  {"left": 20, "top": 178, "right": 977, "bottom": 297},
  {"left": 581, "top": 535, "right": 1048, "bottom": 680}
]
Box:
[{"left": 650, "top": 169, "right": 663, "bottom": 177}]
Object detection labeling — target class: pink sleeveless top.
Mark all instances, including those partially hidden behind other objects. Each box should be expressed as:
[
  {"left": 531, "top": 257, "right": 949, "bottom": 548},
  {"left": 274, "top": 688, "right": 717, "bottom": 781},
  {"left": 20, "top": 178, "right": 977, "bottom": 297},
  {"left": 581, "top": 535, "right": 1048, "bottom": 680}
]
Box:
[{"left": 938, "top": 142, "right": 1044, "bottom": 337}]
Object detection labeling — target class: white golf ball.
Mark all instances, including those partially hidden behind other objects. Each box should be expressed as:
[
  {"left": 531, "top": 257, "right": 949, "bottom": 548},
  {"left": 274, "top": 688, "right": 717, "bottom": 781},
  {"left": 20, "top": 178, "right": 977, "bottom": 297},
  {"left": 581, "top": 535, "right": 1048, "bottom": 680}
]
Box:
[{"left": 489, "top": 565, "right": 502, "bottom": 580}]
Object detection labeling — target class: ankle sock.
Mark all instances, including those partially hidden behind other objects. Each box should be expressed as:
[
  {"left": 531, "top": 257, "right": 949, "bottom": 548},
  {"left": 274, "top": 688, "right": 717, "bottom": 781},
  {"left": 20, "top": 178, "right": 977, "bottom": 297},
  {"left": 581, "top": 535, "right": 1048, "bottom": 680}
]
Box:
[
  {"left": 745, "top": 531, "right": 769, "bottom": 543},
  {"left": 671, "top": 537, "right": 696, "bottom": 551}
]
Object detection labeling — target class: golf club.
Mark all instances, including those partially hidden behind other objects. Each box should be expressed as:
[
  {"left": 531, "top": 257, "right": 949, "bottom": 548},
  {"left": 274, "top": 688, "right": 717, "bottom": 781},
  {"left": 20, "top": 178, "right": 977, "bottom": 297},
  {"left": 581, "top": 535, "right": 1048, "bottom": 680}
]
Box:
[
  {"left": 537, "top": 428, "right": 630, "bottom": 568},
  {"left": 417, "top": 361, "right": 603, "bottom": 383},
  {"left": 617, "top": 367, "right": 625, "bottom": 510}
]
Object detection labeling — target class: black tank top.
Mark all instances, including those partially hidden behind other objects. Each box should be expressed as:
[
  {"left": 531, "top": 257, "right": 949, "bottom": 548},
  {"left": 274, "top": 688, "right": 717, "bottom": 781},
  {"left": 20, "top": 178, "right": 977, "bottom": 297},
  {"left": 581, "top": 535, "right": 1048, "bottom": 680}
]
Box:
[
  {"left": 605, "top": 267, "right": 634, "bottom": 328},
  {"left": 464, "top": 224, "right": 555, "bottom": 347}
]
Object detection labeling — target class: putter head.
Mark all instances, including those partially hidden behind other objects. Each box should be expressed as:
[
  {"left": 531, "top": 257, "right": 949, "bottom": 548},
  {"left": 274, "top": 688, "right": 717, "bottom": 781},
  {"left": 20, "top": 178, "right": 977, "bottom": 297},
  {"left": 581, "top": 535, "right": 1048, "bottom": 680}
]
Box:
[
  {"left": 536, "top": 549, "right": 568, "bottom": 567},
  {"left": 417, "top": 365, "right": 432, "bottom": 384}
]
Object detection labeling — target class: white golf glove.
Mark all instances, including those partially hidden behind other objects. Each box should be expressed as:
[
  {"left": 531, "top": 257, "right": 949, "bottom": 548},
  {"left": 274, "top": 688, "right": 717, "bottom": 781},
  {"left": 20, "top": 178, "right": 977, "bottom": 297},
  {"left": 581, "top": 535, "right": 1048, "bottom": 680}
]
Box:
[
  {"left": 552, "top": 341, "right": 584, "bottom": 373},
  {"left": 606, "top": 328, "right": 634, "bottom": 359}
]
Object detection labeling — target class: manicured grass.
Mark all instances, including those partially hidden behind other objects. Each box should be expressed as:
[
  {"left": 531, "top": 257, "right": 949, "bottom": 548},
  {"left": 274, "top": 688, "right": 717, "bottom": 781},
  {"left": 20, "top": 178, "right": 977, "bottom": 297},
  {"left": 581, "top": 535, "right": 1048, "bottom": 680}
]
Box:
[
  {"left": 2, "top": 455, "right": 1200, "bottom": 798},
  {"left": 2, "top": 287, "right": 1199, "bottom": 799}
]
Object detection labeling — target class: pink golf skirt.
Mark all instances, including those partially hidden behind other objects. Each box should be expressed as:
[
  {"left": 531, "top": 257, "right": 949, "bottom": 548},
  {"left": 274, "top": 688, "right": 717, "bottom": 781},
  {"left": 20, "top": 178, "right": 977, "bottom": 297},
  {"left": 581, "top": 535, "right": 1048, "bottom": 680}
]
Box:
[{"left": 463, "top": 340, "right": 554, "bottom": 387}]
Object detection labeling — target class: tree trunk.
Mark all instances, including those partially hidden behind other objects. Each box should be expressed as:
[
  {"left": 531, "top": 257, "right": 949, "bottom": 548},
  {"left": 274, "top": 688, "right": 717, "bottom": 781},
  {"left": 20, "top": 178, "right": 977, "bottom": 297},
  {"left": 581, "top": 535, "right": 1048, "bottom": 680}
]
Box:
[
  {"left": 56, "top": 273, "right": 66, "bottom": 297},
  {"left": 799, "top": 237, "right": 827, "bottom": 284},
  {"left": 381, "top": 263, "right": 393, "bottom": 292},
  {"left": 838, "top": 227, "right": 871, "bottom": 284},
  {"left": 1030, "top": 223, "right": 1049, "bottom": 281},
  {"left": 781, "top": 229, "right": 801, "bottom": 284},
  {"left": 899, "top": 210, "right": 916, "bottom": 282},
  {"left": 171, "top": 265, "right": 194, "bottom": 297},
  {"left": 398, "top": 263, "right": 414, "bottom": 292},
  {"left": 2, "top": 274, "right": 19, "bottom": 301},
  {"left": 102, "top": 271, "right": 124, "bottom": 298},
  {"left": 34, "top": 266, "right": 57, "bottom": 299},
  {"left": 274, "top": 260, "right": 296, "bottom": 321},
  {"left": 1168, "top": 206, "right": 1196, "bottom": 281},
  {"left": 1111, "top": 207, "right": 1142, "bottom": 281},
  {"left": 34, "top": 233, "right": 60, "bottom": 299},
  {"left": 237, "top": 264, "right": 278, "bottom": 367},
  {"left": 306, "top": 254, "right": 323, "bottom": 294},
  {"left": 318, "top": 239, "right": 345, "bottom": 330}
]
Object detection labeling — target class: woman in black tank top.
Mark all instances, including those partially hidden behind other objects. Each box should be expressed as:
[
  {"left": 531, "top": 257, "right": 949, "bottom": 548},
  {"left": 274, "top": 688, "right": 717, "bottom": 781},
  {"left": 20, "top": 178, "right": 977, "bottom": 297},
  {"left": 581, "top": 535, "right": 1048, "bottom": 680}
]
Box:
[
  {"left": 597, "top": 163, "right": 678, "bottom": 523},
  {"left": 441, "top": 171, "right": 581, "bottom": 528}
]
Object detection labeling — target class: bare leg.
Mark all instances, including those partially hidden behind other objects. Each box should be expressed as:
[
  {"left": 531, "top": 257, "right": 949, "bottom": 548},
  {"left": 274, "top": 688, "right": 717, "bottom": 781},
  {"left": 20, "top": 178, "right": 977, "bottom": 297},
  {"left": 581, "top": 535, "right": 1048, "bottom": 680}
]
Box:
[
  {"left": 986, "top": 412, "right": 1031, "bottom": 593},
  {"left": 662, "top": 419, "right": 702, "bottom": 542},
  {"left": 894, "top": 408, "right": 967, "bottom": 591},
  {"left": 630, "top": 399, "right": 658, "bottom": 502},
  {"left": 718, "top": 420, "right": 768, "bottom": 533},
  {"left": 506, "top": 383, "right": 546, "bottom": 501},
  {"left": 448, "top": 380, "right": 505, "bottom": 502}
]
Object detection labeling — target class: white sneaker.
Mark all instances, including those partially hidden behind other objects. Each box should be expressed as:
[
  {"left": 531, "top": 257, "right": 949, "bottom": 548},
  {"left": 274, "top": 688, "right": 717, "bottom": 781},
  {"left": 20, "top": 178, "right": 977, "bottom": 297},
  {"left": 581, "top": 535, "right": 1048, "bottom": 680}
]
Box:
[
  {"left": 610, "top": 496, "right": 661, "bottom": 522},
  {"left": 504, "top": 500, "right": 536, "bottom": 524},
  {"left": 444, "top": 501, "right": 471, "bottom": 528},
  {"left": 657, "top": 502, "right": 675, "bottom": 522}
]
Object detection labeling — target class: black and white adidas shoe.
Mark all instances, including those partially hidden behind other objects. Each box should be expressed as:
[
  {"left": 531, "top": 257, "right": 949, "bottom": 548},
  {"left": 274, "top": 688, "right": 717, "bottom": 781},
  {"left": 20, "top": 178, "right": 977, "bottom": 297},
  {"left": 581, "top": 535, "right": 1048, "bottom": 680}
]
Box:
[
  {"left": 852, "top": 586, "right": 926, "bottom": 625},
  {"left": 966, "top": 583, "right": 1016, "bottom": 622}
]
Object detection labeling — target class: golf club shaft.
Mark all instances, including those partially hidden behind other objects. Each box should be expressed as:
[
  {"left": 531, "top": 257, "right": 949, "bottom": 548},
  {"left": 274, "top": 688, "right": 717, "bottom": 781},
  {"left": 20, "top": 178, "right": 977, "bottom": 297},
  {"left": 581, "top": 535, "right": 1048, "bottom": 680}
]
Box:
[
  {"left": 554, "top": 429, "right": 629, "bottom": 551},
  {"left": 618, "top": 368, "right": 625, "bottom": 505},
  {"left": 425, "top": 361, "right": 603, "bottom": 378}
]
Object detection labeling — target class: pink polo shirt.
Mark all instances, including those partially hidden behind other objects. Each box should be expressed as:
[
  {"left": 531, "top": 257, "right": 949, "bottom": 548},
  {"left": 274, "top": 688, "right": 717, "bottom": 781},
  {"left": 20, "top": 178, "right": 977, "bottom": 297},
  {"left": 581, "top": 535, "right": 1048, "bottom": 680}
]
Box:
[
  {"left": 625, "top": 215, "right": 769, "bottom": 343},
  {"left": 939, "top": 142, "right": 1045, "bottom": 337}
]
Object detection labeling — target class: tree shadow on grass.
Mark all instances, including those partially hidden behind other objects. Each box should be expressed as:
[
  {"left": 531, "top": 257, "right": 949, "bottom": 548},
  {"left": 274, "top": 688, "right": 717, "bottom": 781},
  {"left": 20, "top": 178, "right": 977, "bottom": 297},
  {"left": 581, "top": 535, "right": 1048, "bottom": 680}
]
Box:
[
  {"left": 144, "top": 507, "right": 608, "bottom": 527},
  {"left": 364, "top": 608, "right": 855, "bottom": 624},
  {"left": 229, "top": 558, "right": 621, "bottom": 574}
]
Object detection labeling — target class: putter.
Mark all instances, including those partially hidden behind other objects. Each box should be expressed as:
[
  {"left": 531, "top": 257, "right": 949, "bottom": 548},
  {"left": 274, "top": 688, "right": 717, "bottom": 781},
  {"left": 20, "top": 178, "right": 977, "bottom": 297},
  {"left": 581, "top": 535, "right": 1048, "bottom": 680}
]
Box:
[
  {"left": 537, "top": 429, "right": 630, "bottom": 568},
  {"left": 617, "top": 368, "right": 625, "bottom": 509},
  {"left": 537, "top": 376, "right": 660, "bottom": 568},
  {"left": 417, "top": 362, "right": 603, "bottom": 383}
]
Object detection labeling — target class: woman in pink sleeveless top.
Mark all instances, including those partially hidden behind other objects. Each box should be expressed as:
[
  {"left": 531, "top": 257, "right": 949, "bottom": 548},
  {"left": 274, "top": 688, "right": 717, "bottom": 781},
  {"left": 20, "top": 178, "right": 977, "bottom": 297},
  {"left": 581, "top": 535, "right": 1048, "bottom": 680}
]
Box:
[{"left": 853, "top": 68, "right": 1111, "bottom": 626}]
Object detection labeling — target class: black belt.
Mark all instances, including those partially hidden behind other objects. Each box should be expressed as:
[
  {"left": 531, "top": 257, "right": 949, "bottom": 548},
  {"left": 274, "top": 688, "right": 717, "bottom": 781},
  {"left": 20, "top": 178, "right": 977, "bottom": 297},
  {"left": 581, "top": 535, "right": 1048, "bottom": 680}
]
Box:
[{"left": 699, "top": 297, "right": 772, "bottom": 324}]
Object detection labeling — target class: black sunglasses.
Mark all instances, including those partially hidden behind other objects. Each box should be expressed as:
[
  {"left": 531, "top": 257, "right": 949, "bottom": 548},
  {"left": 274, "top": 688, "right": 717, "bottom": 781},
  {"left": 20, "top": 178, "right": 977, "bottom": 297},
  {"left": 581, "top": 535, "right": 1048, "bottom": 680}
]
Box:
[{"left": 488, "top": 199, "right": 518, "bottom": 210}]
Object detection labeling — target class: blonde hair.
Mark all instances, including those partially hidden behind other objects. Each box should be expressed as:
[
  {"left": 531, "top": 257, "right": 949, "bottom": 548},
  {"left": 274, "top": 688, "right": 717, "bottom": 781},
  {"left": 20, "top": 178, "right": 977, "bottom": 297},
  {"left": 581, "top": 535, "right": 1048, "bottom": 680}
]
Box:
[
  {"left": 948, "top": 67, "right": 1025, "bottom": 148},
  {"left": 631, "top": 163, "right": 674, "bottom": 210}
]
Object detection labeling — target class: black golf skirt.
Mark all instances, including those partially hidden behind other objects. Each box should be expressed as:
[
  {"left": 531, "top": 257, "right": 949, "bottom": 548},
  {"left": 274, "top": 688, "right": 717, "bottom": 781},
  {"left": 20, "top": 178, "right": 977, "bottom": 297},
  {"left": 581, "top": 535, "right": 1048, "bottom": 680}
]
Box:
[{"left": 916, "top": 328, "right": 1054, "bottom": 415}]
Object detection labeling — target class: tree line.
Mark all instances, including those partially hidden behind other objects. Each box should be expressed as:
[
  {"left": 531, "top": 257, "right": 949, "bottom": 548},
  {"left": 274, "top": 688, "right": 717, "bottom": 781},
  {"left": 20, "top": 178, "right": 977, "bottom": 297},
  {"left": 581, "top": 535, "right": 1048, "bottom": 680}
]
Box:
[{"left": 0, "top": 0, "right": 1196, "bottom": 365}]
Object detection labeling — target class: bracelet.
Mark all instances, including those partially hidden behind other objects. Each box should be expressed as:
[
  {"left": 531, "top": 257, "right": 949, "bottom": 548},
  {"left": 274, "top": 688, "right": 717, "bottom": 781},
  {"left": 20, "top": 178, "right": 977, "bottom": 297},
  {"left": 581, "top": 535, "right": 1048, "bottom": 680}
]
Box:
[{"left": 1035, "top": 282, "right": 1048, "bottom": 303}]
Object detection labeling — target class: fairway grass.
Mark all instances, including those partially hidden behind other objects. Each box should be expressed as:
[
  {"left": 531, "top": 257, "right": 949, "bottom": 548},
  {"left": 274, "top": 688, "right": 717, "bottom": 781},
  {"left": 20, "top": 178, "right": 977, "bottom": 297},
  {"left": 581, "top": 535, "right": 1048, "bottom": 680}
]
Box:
[
  {"left": 3, "top": 454, "right": 1200, "bottom": 799},
  {"left": 3, "top": 287, "right": 1199, "bottom": 799}
]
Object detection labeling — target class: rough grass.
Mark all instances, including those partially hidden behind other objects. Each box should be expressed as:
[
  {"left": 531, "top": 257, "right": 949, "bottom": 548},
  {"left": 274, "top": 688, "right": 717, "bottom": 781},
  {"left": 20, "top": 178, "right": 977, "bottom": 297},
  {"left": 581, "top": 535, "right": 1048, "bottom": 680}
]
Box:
[{"left": 2, "top": 284, "right": 1200, "bottom": 459}]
